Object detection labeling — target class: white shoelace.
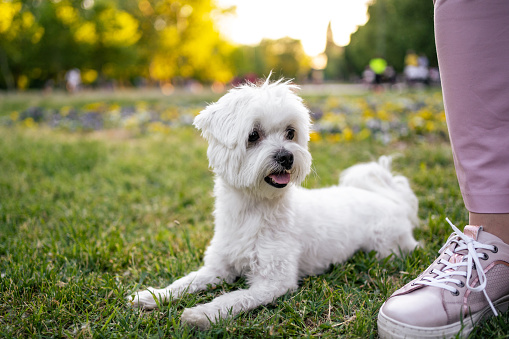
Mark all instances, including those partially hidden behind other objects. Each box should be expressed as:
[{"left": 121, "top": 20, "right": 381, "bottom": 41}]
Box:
[{"left": 415, "top": 218, "right": 498, "bottom": 316}]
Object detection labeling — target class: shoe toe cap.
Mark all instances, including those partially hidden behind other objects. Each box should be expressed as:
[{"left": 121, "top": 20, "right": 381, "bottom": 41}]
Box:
[{"left": 381, "top": 288, "right": 449, "bottom": 328}]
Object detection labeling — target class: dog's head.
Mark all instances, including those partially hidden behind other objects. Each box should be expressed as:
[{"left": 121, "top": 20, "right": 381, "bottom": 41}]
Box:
[{"left": 194, "top": 78, "right": 312, "bottom": 196}]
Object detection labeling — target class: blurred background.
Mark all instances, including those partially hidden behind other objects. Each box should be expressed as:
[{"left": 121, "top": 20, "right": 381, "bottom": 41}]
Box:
[{"left": 0, "top": 0, "right": 436, "bottom": 92}]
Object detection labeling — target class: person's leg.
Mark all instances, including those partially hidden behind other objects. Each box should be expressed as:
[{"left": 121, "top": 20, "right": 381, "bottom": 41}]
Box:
[
  {"left": 436, "top": 0, "right": 509, "bottom": 216},
  {"left": 470, "top": 213, "right": 509, "bottom": 244},
  {"left": 378, "top": 1, "right": 509, "bottom": 337},
  {"left": 437, "top": 0, "right": 509, "bottom": 244}
]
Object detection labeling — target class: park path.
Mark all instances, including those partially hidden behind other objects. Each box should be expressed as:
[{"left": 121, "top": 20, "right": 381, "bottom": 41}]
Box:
[{"left": 299, "top": 83, "right": 368, "bottom": 96}]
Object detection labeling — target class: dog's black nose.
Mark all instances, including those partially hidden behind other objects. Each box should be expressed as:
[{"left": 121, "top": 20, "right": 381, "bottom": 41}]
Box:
[{"left": 275, "top": 150, "right": 294, "bottom": 170}]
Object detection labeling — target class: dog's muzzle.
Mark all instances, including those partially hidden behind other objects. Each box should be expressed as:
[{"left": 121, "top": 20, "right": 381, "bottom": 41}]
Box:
[
  {"left": 264, "top": 150, "right": 293, "bottom": 188},
  {"left": 275, "top": 149, "right": 294, "bottom": 170}
]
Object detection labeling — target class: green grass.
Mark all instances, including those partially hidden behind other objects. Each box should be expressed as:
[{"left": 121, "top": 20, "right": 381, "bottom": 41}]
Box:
[{"left": 1, "top": 91, "right": 508, "bottom": 338}]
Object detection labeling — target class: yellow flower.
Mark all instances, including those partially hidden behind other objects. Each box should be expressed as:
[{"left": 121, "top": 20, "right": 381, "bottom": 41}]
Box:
[
  {"left": 342, "top": 127, "right": 354, "bottom": 141},
  {"left": 309, "top": 132, "right": 322, "bottom": 142},
  {"left": 425, "top": 121, "right": 435, "bottom": 132},
  {"left": 377, "top": 109, "right": 392, "bottom": 121},
  {"left": 83, "top": 102, "right": 103, "bottom": 111},
  {"left": 418, "top": 108, "right": 433, "bottom": 121},
  {"left": 380, "top": 101, "right": 402, "bottom": 112},
  {"left": 60, "top": 106, "right": 72, "bottom": 117},
  {"left": 362, "top": 109, "right": 375, "bottom": 120},
  {"left": 161, "top": 108, "right": 178, "bottom": 121},
  {"left": 22, "top": 117, "right": 36, "bottom": 128},
  {"left": 326, "top": 133, "right": 341, "bottom": 143},
  {"left": 148, "top": 121, "right": 171, "bottom": 134},
  {"left": 109, "top": 104, "right": 121, "bottom": 112}
]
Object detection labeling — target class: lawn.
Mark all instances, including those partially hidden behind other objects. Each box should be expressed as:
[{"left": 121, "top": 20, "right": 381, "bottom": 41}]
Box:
[{"left": 1, "top": 88, "right": 508, "bottom": 338}]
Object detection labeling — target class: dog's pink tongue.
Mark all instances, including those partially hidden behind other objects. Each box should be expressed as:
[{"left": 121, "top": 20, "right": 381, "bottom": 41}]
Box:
[{"left": 269, "top": 172, "right": 291, "bottom": 184}]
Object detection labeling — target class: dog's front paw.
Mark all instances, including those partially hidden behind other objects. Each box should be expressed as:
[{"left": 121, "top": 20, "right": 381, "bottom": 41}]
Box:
[
  {"left": 127, "top": 288, "right": 165, "bottom": 310},
  {"left": 181, "top": 306, "right": 216, "bottom": 330}
]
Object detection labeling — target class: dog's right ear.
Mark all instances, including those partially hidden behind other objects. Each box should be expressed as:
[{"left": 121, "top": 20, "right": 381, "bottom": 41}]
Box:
[
  {"left": 193, "top": 103, "right": 215, "bottom": 141},
  {"left": 193, "top": 101, "right": 239, "bottom": 149}
]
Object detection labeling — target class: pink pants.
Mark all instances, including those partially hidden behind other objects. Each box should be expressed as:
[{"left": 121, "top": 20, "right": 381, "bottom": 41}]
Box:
[{"left": 434, "top": 0, "right": 509, "bottom": 213}]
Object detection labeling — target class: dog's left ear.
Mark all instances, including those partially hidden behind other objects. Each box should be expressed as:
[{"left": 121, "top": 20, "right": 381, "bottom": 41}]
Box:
[{"left": 193, "top": 100, "right": 241, "bottom": 149}]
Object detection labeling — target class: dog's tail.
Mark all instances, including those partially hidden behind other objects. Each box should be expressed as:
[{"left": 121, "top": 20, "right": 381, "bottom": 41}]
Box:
[{"left": 339, "top": 156, "right": 419, "bottom": 228}]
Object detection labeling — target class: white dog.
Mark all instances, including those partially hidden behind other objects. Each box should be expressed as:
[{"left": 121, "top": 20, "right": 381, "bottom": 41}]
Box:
[{"left": 129, "top": 79, "right": 419, "bottom": 329}]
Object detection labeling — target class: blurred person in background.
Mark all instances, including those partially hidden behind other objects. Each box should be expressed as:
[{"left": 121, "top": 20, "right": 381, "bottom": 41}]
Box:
[{"left": 65, "top": 68, "right": 81, "bottom": 93}]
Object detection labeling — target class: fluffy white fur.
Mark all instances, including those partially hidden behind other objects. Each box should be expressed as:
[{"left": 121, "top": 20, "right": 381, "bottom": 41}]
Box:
[{"left": 128, "top": 79, "right": 419, "bottom": 329}]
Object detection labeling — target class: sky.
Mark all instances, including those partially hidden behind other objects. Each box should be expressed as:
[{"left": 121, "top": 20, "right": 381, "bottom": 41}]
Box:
[{"left": 214, "top": 0, "right": 372, "bottom": 57}]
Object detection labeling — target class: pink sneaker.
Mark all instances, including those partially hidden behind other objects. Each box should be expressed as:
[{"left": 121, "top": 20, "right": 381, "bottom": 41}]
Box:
[{"left": 378, "top": 219, "right": 509, "bottom": 338}]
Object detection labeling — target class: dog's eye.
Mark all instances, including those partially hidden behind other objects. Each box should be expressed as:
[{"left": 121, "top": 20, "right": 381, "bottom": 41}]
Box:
[
  {"left": 248, "top": 130, "right": 260, "bottom": 142},
  {"left": 286, "top": 128, "right": 295, "bottom": 140}
]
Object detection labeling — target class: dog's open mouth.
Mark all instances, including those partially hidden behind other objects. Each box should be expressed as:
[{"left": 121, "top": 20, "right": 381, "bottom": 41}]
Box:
[{"left": 264, "top": 171, "right": 291, "bottom": 188}]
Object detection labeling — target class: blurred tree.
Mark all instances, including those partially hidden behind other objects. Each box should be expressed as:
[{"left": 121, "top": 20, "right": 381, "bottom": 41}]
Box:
[
  {"left": 229, "top": 44, "right": 266, "bottom": 79},
  {"left": 323, "top": 22, "right": 346, "bottom": 81},
  {"left": 0, "top": 0, "right": 143, "bottom": 89},
  {"left": 344, "top": 0, "right": 436, "bottom": 76},
  {"left": 129, "top": 0, "right": 234, "bottom": 84},
  {"left": 0, "top": 0, "right": 234, "bottom": 89},
  {"left": 0, "top": 1, "right": 45, "bottom": 89},
  {"left": 262, "top": 37, "right": 310, "bottom": 81},
  {"left": 230, "top": 37, "right": 310, "bottom": 81}
]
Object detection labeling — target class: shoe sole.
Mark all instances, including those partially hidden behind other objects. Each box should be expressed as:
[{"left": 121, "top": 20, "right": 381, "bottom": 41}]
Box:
[{"left": 377, "top": 295, "right": 509, "bottom": 339}]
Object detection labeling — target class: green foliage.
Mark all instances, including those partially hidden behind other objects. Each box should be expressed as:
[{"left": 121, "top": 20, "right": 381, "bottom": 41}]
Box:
[
  {"left": 129, "top": 0, "right": 234, "bottom": 82},
  {"left": 0, "top": 0, "right": 143, "bottom": 88},
  {"left": 231, "top": 37, "right": 311, "bottom": 81},
  {"left": 0, "top": 0, "right": 234, "bottom": 89},
  {"left": 1, "top": 90, "right": 508, "bottom": 337},
  {"left": 345, "top": 0, "right": 436, "bottom": 75}
]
